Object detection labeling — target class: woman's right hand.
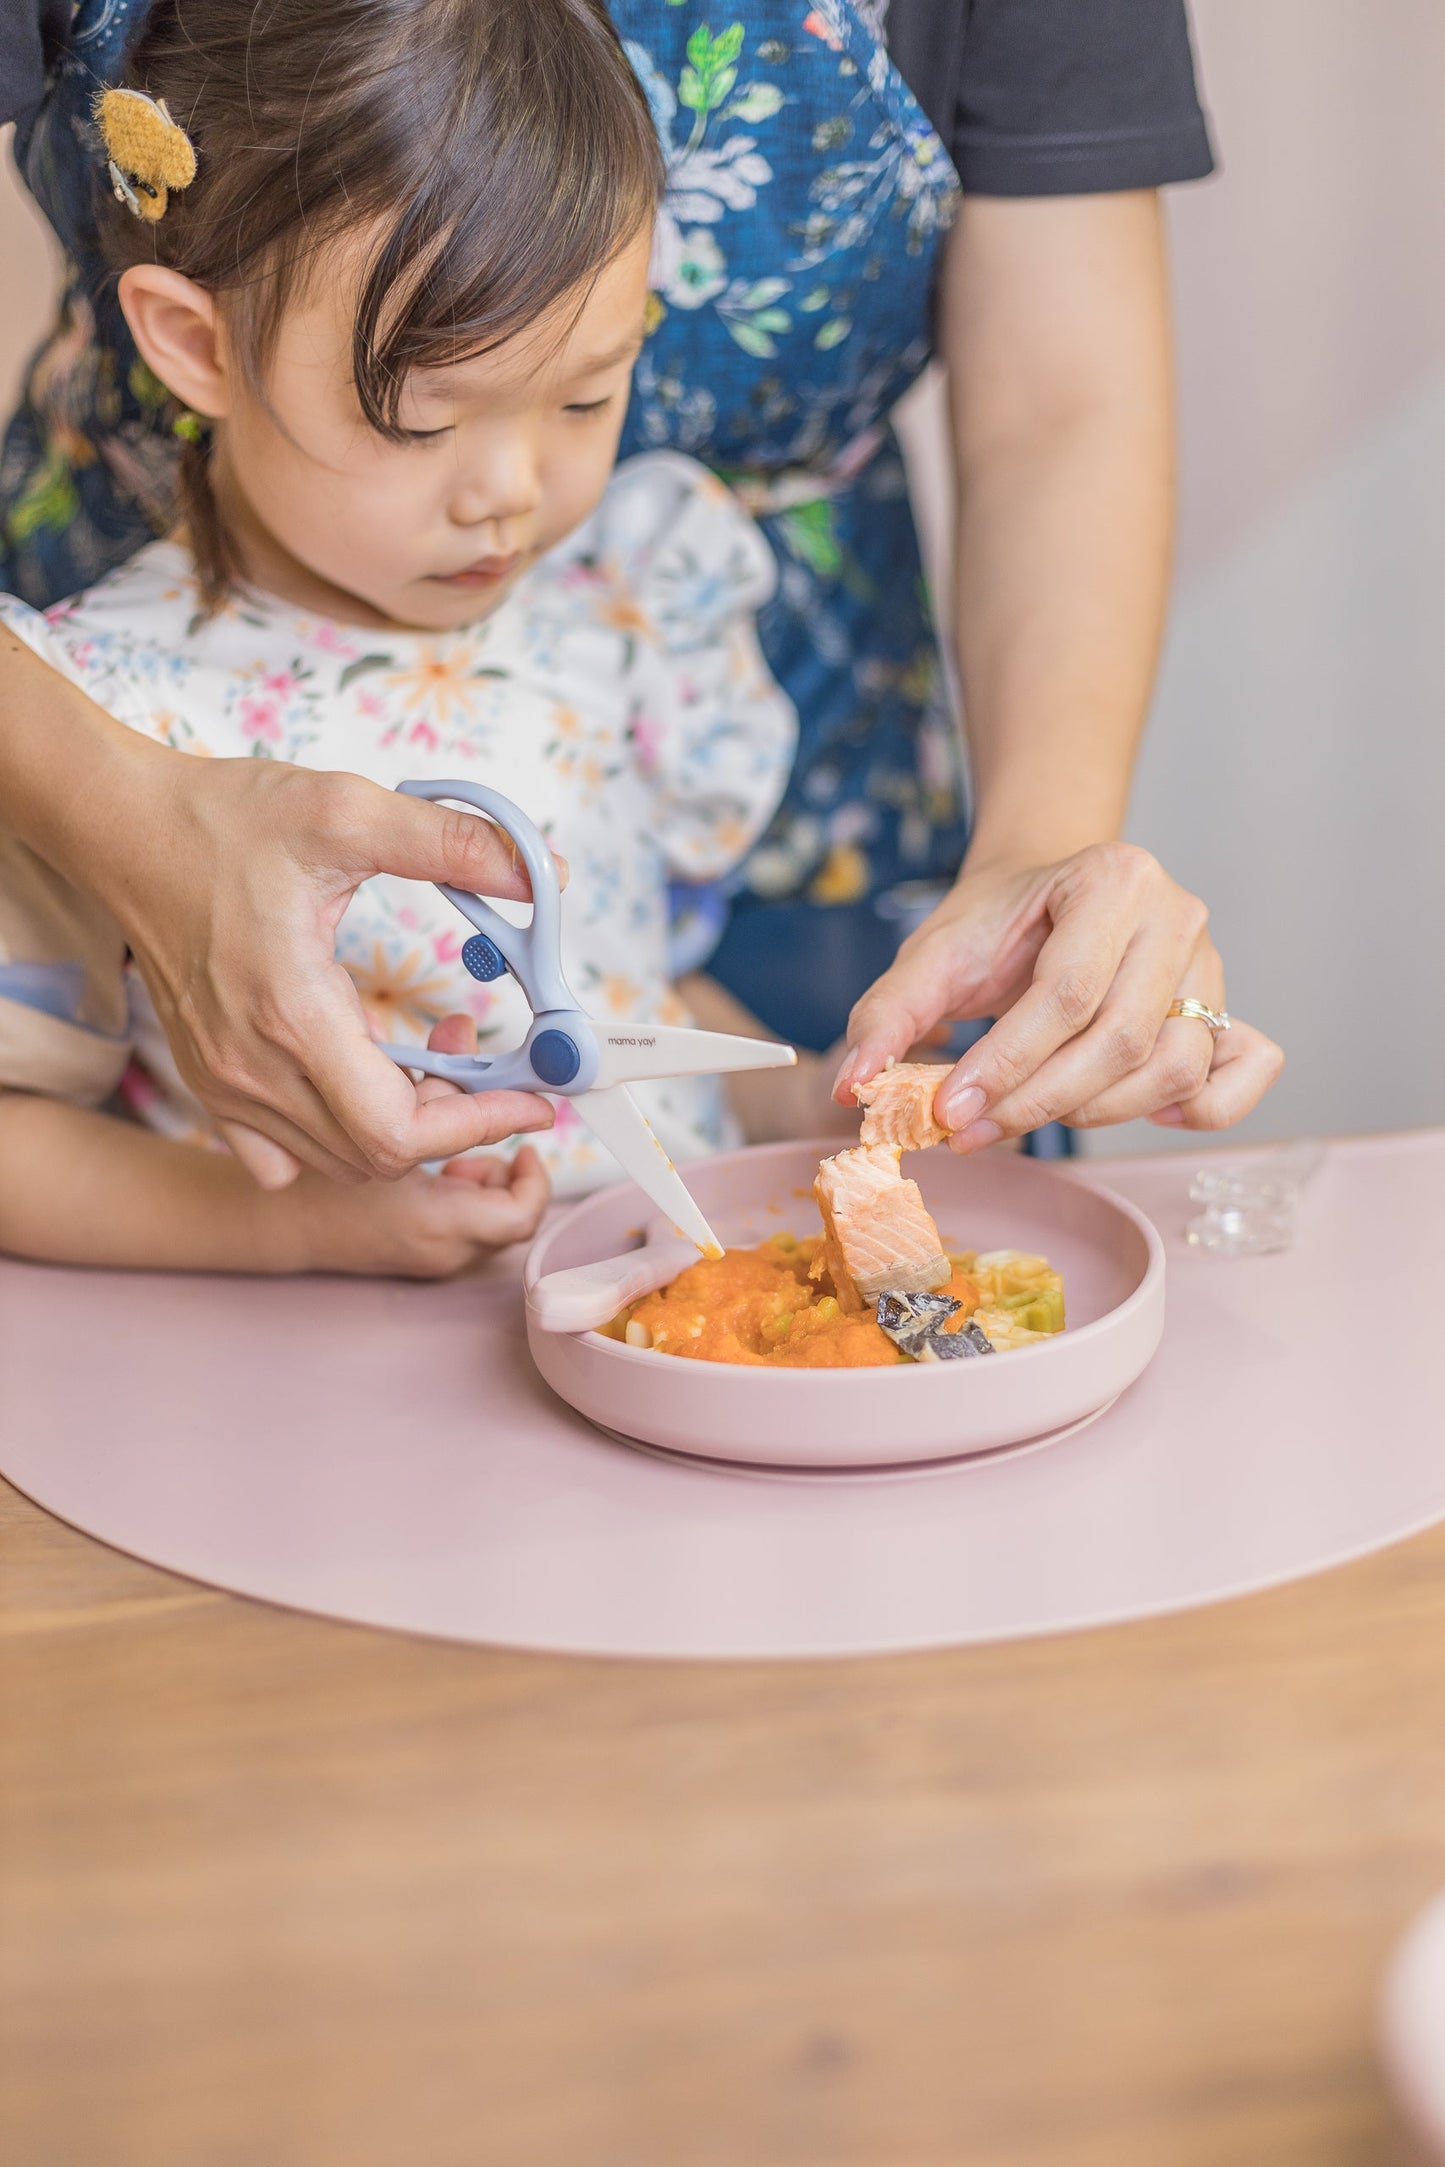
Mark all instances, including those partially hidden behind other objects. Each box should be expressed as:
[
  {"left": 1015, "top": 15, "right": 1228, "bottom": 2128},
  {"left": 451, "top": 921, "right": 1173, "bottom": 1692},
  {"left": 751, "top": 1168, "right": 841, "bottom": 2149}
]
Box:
[
  {"left": 261, "top": 1011, "right": 552, "bottom": 1275},
  {"left": 105, "top": 749, "right": 561, "bottom": 1184}
]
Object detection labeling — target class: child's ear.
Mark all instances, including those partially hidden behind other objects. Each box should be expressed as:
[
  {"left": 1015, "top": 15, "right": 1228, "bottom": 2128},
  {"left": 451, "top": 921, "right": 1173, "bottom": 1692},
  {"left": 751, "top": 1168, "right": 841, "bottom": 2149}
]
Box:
[{"left": 118, "top": 265, "right": 231, "bottom": 420}]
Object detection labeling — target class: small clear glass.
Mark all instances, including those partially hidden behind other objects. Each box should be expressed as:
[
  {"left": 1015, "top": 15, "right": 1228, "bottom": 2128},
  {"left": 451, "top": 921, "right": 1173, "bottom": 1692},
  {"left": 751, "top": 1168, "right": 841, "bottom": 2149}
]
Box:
[{"left": 1185, "top": 1139, "right": 1324, "bottom": 1256}]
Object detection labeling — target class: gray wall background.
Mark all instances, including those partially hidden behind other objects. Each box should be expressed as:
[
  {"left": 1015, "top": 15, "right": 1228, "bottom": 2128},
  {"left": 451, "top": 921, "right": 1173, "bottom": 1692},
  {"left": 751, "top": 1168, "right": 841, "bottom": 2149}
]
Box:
[{"left": 3, "top": 1, "right": 1440, "bottom": 1152}]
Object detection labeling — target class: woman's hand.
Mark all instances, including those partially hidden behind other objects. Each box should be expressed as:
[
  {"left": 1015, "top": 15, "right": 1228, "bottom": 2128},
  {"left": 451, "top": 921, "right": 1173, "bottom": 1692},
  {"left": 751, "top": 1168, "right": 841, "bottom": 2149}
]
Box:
[
  {"left": 267, "top": 1012, "right": 552, "bottom": 1275},
  {"left": 0, "top": 628, "right": 561, "bottom": 1186},
  {"left": 107, "top": 750, "right": 562, "bottom": 1186},
  {"left": 835, "top": 842, "right": 1284, "bottom": 1145}
]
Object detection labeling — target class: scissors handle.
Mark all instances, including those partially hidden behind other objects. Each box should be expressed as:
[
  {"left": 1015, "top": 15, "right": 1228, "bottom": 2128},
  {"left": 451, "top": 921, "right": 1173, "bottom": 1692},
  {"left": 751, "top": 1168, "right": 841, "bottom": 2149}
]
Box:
[
  {"left": 377, "top": 1035, "right": 597, "bottom": 1093},
  {"left": 381, "top": 779, "right": 596, "bottom": 1096},
  {"left": 395, "top": 778, "right": 575, "bottom": 1017}
]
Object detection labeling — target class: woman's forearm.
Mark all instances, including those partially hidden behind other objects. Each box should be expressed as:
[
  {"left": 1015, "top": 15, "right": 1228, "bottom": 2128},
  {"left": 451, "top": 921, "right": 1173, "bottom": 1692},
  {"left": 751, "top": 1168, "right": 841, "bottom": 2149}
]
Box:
[
  {"left": 940, "top": 193, "right": 1175, "bottom": 869},
  {"left": 0, "top": 626, "right": 175, "bottom": 885},
  {"left": 952, "top": 400, "right": 1170, "bottom": 863}
]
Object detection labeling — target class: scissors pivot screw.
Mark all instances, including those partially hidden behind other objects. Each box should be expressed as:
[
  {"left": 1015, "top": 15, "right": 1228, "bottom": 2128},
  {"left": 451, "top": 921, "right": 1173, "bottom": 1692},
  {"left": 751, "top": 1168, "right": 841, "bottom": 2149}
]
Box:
[
  {"left": 530, "top": 1029, "right": 582, "bottom": 1088},
  {"left": 462, "top": 934, "right": 508, "bottom": 983}
]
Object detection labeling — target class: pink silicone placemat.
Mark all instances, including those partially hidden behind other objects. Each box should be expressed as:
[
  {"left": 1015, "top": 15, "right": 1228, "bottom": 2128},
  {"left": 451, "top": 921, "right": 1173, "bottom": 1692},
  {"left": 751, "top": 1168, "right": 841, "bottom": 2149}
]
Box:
[{"left": 1, "top": 1133, "right": 1440, "bottom": 1660}]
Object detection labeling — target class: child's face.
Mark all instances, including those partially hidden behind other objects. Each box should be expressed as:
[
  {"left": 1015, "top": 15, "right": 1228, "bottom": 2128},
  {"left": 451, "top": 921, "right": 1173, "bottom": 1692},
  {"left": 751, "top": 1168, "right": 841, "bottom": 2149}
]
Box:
[{"left": 210, "top": 225, "right": 654, "bottom": 631}]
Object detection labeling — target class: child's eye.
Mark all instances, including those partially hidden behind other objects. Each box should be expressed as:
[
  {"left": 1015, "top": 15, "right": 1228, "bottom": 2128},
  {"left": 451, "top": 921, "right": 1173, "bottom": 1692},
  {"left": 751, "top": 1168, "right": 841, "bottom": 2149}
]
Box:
[
  {"left": 402, "top": 425, "right": 453, "bottom": 444},
  {"left": 565, "top": 397, "right": 613, "bottom": 417}
]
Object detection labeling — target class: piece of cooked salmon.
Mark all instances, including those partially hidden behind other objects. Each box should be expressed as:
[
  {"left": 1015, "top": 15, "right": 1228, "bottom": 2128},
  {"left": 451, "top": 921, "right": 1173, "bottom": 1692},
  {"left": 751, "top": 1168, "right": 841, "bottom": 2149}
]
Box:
[
  {"left": 854, "top": 1061, "right": 952, "bottom": 1151},
  {"left": 812, "top": 1142, "right": 951, "bottom": 1312}
]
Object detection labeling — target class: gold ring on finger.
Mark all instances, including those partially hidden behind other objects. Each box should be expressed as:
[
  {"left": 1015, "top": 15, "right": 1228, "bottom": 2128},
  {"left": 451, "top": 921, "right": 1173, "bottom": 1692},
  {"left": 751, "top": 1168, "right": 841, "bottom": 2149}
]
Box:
[{"left": 1167, "top": 997, "right": 1231, "bottom": 1037}]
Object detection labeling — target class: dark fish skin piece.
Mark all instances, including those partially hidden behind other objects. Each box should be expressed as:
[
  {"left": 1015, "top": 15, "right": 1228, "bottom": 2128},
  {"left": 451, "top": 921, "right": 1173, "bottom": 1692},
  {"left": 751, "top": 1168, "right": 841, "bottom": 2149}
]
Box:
[
  {"left": 875, "top": 1291, "right": 1000, "bottom": 1361},
  {"left": 915, "top": 1320, "right": 996, "bottom": 1361},
  {"left": 876, "top": 1289, "right": 961, "bottom": 1355},
  {"left": 876, "top": 1289, "right": 958, "bottom": 1340}
]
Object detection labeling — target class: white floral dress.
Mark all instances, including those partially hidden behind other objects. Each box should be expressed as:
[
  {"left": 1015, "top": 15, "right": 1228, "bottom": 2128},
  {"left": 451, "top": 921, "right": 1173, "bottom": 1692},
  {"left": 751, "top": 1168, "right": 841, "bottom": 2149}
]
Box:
[{"left": 0, "top": 452, "right": 797, "bottom": 1194}]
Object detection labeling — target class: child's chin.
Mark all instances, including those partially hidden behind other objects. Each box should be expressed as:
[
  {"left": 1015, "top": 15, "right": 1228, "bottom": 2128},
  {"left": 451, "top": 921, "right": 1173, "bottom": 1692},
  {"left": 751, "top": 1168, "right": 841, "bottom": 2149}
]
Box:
[{"left": 380, "top": 581, "right": 513, "bottom": 634}]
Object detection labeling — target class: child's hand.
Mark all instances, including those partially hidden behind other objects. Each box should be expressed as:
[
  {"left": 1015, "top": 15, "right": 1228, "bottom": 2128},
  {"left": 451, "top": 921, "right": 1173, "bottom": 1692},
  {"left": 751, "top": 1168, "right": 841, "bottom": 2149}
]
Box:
[
  {"left": 273, "top": 1013, "right": 551, "bottom": 1277},
  {"left": 276, "top": 1145, "right": 550, "bottom": 1278}
]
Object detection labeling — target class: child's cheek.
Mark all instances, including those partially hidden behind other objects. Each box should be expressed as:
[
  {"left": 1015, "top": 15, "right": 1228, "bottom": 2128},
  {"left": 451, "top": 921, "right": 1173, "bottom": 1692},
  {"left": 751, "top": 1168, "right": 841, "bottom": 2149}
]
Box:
[{"left": 545, "top": 437, "right": 619, "bottom": 548}]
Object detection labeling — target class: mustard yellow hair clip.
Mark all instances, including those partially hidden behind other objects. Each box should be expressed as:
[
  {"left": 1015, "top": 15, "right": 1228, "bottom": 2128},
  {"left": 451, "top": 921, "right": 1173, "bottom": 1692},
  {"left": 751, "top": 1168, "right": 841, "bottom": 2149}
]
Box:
[{"left": 94, "top": 87, "right": 196, "bottom": 223}]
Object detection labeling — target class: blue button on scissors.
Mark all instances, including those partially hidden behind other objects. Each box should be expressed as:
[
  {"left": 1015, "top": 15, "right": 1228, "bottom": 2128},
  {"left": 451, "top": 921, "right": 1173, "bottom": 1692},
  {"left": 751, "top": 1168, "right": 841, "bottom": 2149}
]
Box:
[{"left": 378, "top": 779, "right": 796, "bottom": 1256}]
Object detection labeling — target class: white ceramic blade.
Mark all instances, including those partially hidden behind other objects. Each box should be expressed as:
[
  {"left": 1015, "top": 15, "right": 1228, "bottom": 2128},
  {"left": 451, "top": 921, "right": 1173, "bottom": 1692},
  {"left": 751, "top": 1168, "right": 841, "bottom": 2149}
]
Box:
[
  {"left": 572, "top": 1085, "right": 722, "bottom": 1256},
  {"left": 591, "top": 1023, "right": 796, "bottom": 1088}
]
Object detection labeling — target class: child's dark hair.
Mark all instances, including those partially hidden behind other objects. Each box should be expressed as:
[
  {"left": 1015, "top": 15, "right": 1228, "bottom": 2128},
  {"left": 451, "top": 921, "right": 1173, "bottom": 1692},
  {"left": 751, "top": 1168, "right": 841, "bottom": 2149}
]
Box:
[{"left": 101, "top": 0, "right": 663, "bottom": 609}]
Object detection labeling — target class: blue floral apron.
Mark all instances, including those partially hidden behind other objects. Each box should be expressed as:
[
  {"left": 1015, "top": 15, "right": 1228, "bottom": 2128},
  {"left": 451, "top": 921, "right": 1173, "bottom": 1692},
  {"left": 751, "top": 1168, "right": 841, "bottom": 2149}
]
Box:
[{"left": 3, "top": 0, "right": 967, "bottom": 1051}]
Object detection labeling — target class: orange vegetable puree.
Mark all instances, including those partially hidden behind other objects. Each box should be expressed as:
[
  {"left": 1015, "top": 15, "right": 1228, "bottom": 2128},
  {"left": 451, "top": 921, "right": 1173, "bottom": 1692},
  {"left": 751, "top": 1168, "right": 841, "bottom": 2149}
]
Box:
[{"left": 611, "top": 1235, "right": 982, "bottom": 1369}]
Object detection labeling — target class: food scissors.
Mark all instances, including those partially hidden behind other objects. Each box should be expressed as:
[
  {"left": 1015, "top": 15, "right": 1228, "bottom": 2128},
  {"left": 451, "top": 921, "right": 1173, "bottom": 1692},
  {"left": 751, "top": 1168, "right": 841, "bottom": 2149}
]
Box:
[{"left": 378, "top": 779, "right": 796, "bottom": 1256}]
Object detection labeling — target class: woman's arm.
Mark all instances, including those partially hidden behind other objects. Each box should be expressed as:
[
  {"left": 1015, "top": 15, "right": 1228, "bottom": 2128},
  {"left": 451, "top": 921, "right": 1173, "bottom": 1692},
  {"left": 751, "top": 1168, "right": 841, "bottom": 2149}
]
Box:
[
  {"left": 841, "top": 195, "right": 1282, "bottom": 1139},
  {"left": 949, "top": 191, "right": 1173, "bottom": 866},
  {"left": 0, "top": 624, "right": 557, "bottom": 1181}
]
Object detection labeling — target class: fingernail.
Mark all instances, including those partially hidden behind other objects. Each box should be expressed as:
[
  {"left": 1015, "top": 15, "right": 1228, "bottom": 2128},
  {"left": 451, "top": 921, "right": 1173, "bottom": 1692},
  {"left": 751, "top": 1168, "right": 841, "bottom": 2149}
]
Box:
[
  {"left": 1150, "top": 1104, "right": 1185, "bottom": 1126},
  {"left": 248, "top": 1154, "right": 299, "bottom": 1192},
  {"left": 949, "top": 1118, "right": 1002, "bottom": 1154},
  {"left": 938, "top": 1082, "right": 987, "bottom": 1130},
  {"left": 220, "top": 1121, "right": 302, "bottom": 1190},
  {"left": 832, "top": 1048, "right": 864, "bottom": 1099}
]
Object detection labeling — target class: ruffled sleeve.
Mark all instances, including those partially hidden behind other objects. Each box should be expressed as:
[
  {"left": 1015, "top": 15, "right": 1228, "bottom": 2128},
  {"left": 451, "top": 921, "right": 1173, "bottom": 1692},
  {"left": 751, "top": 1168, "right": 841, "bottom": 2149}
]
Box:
[{"left": 599, "top": 453, "right": 798, "bottom": 883}]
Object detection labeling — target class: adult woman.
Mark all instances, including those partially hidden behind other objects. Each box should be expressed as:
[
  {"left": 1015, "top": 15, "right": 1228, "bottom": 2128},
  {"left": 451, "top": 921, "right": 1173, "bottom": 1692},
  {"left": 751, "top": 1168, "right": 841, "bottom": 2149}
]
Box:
[{"left": 0, "top": 0, "right": 1282, "bottom": 1188}]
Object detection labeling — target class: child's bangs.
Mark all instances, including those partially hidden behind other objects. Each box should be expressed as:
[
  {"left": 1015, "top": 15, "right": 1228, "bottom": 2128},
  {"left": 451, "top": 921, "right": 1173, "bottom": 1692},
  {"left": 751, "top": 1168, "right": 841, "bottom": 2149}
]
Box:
[{"left": 351, "top": 127, "right": 659, "bottom": 436}]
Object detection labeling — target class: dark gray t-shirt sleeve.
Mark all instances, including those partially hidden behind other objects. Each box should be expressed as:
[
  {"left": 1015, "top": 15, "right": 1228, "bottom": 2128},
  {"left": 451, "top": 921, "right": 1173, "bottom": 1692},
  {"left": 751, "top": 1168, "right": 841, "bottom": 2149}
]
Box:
[{"left": 886, "top": 0, "right": 1215, "bottom": 196}]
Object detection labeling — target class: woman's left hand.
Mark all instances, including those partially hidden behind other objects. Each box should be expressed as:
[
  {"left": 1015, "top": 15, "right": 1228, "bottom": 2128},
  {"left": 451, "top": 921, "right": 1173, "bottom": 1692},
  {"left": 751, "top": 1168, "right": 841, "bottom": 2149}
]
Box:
[{"left": 834, "top": 842, "right": 1284, "bottom": 1146}]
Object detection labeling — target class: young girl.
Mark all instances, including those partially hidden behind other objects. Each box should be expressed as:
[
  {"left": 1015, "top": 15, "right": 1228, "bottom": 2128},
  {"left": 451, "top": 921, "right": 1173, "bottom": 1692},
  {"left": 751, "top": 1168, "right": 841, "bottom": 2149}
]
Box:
[{"left": 0, "top": 0, "right": 798, "bottom": 1278}]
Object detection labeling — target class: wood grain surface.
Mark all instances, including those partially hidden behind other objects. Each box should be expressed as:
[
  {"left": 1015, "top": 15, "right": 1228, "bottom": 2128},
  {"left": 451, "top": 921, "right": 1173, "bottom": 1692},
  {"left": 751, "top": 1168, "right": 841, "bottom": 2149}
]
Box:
[{"left": 2, "top": 1471, "right": 1439, "bottom": 2167}]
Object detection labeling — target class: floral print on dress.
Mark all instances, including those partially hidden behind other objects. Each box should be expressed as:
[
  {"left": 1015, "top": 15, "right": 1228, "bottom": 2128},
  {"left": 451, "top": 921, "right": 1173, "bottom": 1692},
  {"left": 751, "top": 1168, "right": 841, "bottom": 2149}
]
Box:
[
  {"left": 618, "top": 5, "right": 967, "bottom": 923},
  {"left": 0, "top": 452, "right": 797, "bottom": 1195}
]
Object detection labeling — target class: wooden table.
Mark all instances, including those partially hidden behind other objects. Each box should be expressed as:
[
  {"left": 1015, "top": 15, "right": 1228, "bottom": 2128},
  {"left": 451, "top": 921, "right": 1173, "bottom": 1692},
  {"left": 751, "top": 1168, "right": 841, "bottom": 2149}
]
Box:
[{"left": 3, "top": 1471, "right": 1442, "bottom": 2165}]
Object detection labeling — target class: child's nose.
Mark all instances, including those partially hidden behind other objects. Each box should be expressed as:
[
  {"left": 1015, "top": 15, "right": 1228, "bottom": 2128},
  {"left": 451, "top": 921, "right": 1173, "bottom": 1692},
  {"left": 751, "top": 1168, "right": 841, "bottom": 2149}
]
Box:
[{"left": 448, "top": 435, "right": 542, "bottom": 532}]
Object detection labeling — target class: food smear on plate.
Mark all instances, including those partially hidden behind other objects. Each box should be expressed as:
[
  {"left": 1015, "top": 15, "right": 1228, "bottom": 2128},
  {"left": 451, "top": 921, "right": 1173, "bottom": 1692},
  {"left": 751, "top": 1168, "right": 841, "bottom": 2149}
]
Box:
[
  {"left": 853, "top": 1060, "right": 952, "bottom": 1151},
  {"left": 606, "top": 1234, "right": 1064, "bottom": 1367}
]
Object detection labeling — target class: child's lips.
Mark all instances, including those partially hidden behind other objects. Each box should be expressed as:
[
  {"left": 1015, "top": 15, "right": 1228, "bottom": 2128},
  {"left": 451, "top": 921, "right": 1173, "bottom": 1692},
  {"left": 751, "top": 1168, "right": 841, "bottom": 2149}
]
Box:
[{"left": 429, "top": 552, "right": 525, "bottom": 590}]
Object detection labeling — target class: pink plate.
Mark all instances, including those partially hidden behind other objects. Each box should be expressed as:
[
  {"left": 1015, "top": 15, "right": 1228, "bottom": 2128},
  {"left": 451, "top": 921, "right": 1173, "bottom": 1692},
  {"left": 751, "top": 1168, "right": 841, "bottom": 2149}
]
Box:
[{"left": 524, "top": 1139, "right": 1165, "bottom": 1470}]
